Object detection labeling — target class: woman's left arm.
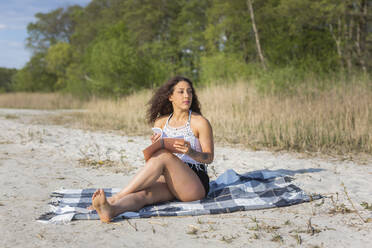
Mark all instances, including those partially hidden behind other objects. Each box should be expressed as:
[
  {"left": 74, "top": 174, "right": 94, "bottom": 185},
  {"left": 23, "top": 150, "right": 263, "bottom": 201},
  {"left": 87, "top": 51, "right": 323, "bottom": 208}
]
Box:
[{"left": 185, "top": 117, "right": 214, "bottom": 164}]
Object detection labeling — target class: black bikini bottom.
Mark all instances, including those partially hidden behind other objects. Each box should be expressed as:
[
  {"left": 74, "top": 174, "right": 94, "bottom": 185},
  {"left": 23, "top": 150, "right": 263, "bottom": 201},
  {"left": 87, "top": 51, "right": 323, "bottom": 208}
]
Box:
[{"left": 186, "top": 163, "right": 210, "bottom": 196}]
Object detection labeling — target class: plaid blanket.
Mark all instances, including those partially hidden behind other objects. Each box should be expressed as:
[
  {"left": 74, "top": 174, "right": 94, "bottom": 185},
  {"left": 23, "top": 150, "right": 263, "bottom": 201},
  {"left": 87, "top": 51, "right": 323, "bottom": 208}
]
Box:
[{"left": 38, "top": 169, "right": 320, "bottom": 223}]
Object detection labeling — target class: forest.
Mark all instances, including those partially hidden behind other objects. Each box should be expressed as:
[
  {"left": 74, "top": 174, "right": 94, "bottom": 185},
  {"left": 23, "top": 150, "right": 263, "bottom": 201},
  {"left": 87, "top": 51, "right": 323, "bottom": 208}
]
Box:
[{"left": 0, "top": 0, "right": 371, "bottom": 97}]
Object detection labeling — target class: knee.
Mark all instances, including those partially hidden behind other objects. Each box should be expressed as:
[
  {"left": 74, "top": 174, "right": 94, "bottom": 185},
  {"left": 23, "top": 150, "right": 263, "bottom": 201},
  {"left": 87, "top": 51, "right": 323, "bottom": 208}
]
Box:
[{"left": 148, "top": 149, "right": 173, "bottom": 163}]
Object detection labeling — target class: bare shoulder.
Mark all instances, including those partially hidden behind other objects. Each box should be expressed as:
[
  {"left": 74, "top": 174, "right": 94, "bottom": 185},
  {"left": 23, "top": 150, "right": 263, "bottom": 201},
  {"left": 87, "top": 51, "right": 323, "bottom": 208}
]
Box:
[
  {"left": 190, "top": 113, "right": 213, "bottom": 146},
  {"left": 154, "top": 115, "right": 168, "bottom": 128},
  {"left": 190, "top": 112, "right": 212, "bottom": 130}
]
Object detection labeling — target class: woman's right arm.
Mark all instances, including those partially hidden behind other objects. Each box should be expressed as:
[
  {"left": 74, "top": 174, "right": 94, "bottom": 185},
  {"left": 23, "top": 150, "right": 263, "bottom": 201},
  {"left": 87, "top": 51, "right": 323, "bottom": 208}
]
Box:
[
  {"left": 173, "top": 116, "right": 214, "bottom": 164},
  {"left": 187, "top": 117, "right": 214, "bottom": 164}
]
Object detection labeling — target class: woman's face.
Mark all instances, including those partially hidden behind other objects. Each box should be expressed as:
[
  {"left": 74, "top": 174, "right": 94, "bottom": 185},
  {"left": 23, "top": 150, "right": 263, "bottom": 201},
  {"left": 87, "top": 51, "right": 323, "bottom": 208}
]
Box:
[{"left": 169, "top": 81, "right": 193, "bottom": 111}]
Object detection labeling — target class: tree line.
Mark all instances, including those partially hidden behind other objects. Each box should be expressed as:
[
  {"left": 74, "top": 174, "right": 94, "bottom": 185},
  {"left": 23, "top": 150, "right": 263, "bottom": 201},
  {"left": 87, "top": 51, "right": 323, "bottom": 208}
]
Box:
[
  {"left": 0, "top": 68, "right": 17, "bottom": 93},
  {"left": 2, "top": 0, "right": 371, "bottom": 97}
]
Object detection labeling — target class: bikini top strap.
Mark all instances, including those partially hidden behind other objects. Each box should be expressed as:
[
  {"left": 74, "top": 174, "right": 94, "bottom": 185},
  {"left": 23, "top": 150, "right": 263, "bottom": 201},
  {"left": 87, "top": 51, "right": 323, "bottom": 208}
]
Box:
[
  {"left": 165, "top": 111, "right": 191, "bottom": 128},
  {"left": 187, "top": 110, "right": 192, "bottom": 126},
  {"left": 165, "top": 113, "right": 173, "bottom": 127}
]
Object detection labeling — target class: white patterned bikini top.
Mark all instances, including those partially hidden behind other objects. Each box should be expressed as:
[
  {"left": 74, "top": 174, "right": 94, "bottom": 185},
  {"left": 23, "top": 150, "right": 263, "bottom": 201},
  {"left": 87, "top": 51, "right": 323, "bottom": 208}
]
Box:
[{"left": 162, "top": 110, "right": 204, "bottom": 167}]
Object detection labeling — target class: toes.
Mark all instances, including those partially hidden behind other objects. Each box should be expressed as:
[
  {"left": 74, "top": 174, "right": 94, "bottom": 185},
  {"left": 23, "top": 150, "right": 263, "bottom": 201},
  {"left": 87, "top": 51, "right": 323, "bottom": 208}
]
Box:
[
  {"left": 92, "top": 190, "right": 98, "bottom": 200},
  {"left": 100, "top": 189, "right": 106, "bottom": 197},
  {"left": 92, "top": 189, "right": 107, "bottom": 203}
]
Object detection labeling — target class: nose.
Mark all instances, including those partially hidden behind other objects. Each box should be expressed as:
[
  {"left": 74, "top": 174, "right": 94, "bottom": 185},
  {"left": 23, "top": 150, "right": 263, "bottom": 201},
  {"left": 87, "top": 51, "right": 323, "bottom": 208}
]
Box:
[{"left": 184, "top": 91, "right": 191, "bottom": 98}]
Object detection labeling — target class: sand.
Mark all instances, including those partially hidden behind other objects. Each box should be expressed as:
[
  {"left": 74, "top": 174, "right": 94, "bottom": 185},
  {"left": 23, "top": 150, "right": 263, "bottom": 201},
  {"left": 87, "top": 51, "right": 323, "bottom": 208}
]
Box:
[{"left": 0, "top": 108, "right": 371, "bottom": 248}]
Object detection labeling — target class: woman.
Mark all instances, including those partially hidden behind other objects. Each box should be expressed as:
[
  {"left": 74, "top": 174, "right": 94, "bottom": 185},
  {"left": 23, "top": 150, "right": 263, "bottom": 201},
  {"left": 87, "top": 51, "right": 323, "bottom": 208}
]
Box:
[{"left": 91, "top": 76, "right": 214, "bottom": 223}]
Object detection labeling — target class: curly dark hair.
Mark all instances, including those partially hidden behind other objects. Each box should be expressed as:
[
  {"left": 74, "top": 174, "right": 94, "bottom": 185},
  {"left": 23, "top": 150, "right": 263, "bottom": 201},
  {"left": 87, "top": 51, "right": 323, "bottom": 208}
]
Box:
[{"left": 147, "top": 76, "right": 202, "bottom": 124}]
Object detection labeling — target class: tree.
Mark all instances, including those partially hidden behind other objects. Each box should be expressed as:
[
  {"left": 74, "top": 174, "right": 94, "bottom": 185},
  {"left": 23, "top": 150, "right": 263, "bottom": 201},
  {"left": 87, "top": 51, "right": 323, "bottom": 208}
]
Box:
[
  {"left": 202, "top": 0, "right": 259, "bottom": 81},
  {"left": 256, "top": 0, "right": 339, "bottom": 72},
  {"left": 26, "top": 5, "right": 82, "bottom": 53},
  {"left": 247, "top": 0, "right": 267, "bottom": 70},
  {"left": 205, "top": 0, "right": 254, "bottom": 59},
  {"left": 45, "top": 42, "right": 73, "bottom": 90},
  {"left": 0, "top": 67, "right": 17, "bottom": 92},
  {"left": 15, "top": 0, "right": 372, "bottom": 95},
  {"left": 70, "top": 0, "right": 116, "bottom": 53},
  {"left": 173, "top": 0, "right": 210, "bottom": 79},
  {"left": 122, "top": 0, "right": 182, "bottom": 74},
  {"left": 322, "top": 0, "right": 371, "bottom": 73},
  {"left": 12, "top": 53, "right": 57, "bottom": 92},
  {"left": 85, "top": 22, "right": 156, "bottom": 96}
]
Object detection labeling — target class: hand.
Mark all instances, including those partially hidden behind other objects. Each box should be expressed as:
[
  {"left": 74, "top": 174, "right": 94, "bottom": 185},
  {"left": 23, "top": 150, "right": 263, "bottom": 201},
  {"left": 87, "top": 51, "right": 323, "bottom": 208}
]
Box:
[
  {"left": 151, "top": 133, "right": 161, "bottom": 144},
  {"left": 173, "top": 140, "right": 191, "bottom": 154}
]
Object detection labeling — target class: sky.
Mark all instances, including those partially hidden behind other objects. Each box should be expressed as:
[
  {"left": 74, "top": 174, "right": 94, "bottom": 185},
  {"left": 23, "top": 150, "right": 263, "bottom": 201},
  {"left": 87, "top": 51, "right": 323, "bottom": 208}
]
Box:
[{"left": 0, "top": 0, "right": 91, "bottom": 69}]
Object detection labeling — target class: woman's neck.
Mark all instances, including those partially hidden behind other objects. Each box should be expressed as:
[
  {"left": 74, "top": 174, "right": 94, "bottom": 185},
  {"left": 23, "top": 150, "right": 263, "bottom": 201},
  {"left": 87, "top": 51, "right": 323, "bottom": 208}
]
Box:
[{"left": 171, "top": 109, "right": 189, "bottom": 122}]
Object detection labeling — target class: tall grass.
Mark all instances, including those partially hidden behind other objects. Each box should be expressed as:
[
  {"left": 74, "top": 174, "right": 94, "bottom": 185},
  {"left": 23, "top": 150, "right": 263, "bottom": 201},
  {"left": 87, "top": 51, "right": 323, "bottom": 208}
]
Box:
[
  {"left": 1, "top": 78, "right": 371, "bottom": 154},
  {"left": 74, "top": 79, "right": 372, "bottom": 154},
  {"left": 200, "top": 81, "right": 371, "bottom": 154},
  {"left": 74, "top": 90, "right": 151, "bottom": 133},
  {"left": 0, "top": 92, "right": 84, "bottom": 109}
]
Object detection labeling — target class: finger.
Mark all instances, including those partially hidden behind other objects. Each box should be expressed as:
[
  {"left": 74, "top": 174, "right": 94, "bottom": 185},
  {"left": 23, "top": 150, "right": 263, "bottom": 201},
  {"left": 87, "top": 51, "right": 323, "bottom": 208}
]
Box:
[
  {"left": 173, "top": 144, "right": 187, "bottom": 152},
  {"left": 174, "top": 141, "right": 185, "bottom": 146},
  {"left": 173, "top": 144, "right": 184, "bottom": 151},
  {"left": 173, "top": 143, "right": 184, "bottom": 147},
  {"left": 151, "top": 134, "right": 160, "bottom": 142}
]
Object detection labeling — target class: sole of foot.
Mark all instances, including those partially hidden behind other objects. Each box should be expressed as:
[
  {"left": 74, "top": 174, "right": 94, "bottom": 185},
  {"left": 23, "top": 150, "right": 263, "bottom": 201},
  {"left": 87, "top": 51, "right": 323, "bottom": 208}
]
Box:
[{"left": 92, "top": 189, "right": 112, "bottom": 223}]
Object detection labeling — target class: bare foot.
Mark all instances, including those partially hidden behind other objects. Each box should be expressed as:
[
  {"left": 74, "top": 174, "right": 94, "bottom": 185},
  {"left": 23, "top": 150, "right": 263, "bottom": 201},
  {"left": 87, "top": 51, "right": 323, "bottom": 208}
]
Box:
[
  {"left": 88, "top": 196, "right": 116, "bottom": 210},
  {"left": 87, "top": 190, "right": 99, "bottom": 210},
  {"left": 92, "top": 189, "right": 114, "bottom": 223}
]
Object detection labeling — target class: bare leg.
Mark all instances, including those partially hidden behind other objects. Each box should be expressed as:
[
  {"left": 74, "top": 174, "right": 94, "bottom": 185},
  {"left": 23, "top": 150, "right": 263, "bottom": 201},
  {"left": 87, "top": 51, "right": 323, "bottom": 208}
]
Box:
[
  {"left": 92, "top": 181, "right": 174, "bottom": 223},
  {"left": 87, "top": 151, "right": 171, "bottom": 211},
  {"left": 87, "top": 150, "right": 171, "bottom": 210},
  {"left": 92, "top": 149, "right": 206, "bottom": 222},
  {"left": 110, "top": 149, "right": 206, "bottom": 202}
]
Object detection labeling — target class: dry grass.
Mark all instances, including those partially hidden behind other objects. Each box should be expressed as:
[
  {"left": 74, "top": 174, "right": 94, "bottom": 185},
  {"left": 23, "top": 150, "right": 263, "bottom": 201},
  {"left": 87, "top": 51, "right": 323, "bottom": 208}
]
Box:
[
  {"left": 1, "top": 79, "right": 371, "bottom": 154},
  {"left": 200, "top": 81, "right": 372, "bottom": 154},
  {"left": 74, "top": 90, "right": 152, "bottom": 134},
  {"left": 76, "top": 80, "right": 372, "bottom": 155},
  {"left": 0, "top": 92, "right": 84, "bottom": 109}
]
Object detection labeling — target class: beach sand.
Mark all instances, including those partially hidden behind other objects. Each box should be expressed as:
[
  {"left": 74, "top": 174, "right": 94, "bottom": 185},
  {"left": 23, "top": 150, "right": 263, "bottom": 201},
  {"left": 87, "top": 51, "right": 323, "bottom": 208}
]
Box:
[{"left": 0, "top": 108, "right": 371, "bottom": 248}]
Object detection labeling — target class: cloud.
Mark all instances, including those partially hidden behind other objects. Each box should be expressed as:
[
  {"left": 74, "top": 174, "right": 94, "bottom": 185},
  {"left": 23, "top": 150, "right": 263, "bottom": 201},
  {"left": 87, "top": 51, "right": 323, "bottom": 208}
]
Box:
[
  {"left": 0, "top": 0, "right": 92, "bottom": 68},
  {"left": 0, "top": 40, "right": 24, "bottom": 47},
  {"left": 0, "top": 43, "right": 31, "bottom": 68},
  {"left": 8, "top": 41, "right": 24, "bottom": 48}
]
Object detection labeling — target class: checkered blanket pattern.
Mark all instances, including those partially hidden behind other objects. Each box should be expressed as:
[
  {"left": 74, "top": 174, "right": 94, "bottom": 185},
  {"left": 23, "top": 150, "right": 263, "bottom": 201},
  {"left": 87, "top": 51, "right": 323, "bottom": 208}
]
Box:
[{"left": 37, "top": 169, "right": 319, "bottom": 223}]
